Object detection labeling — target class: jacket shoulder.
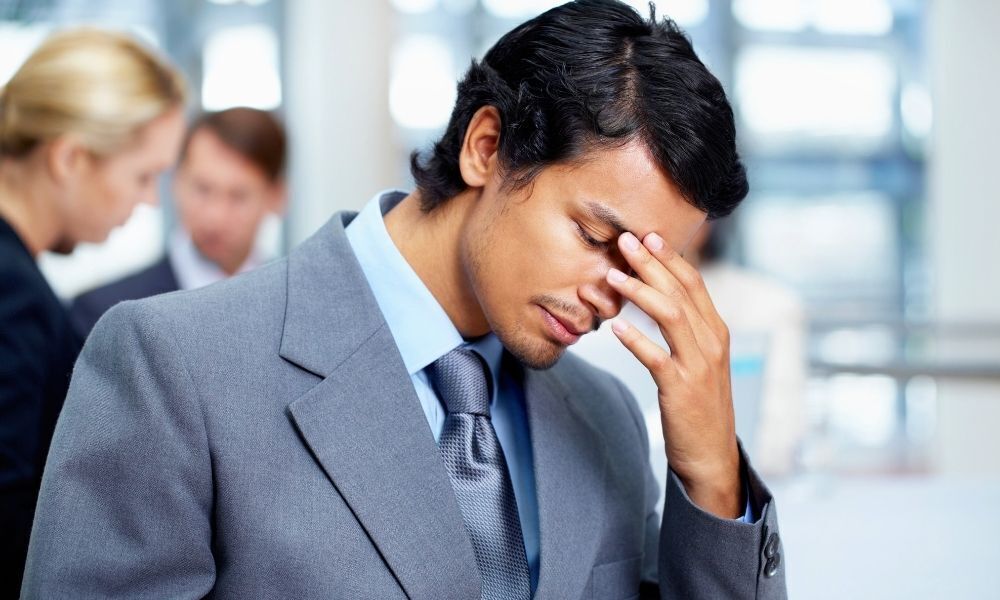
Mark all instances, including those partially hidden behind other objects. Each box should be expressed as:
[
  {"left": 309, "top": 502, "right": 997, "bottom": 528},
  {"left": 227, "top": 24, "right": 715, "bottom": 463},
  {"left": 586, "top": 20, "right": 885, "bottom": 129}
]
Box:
[{"left": 126, "top": 257, "right": 288, "bottom": 344}]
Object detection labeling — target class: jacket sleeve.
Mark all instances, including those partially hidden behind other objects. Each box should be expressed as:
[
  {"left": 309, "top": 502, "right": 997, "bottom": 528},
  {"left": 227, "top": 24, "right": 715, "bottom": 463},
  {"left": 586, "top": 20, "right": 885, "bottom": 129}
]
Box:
[
  {"left": 21, "top": 301, "right": 216, "bottom": 599},
  {"left": 616, "top": 381, "right": 788, "bottom": 600},
  {"left": 1, "top": 283, "right": 54, "bottom": 597},
  {"left": 655, "top": 449, "right": 787, "bottom": 599}
]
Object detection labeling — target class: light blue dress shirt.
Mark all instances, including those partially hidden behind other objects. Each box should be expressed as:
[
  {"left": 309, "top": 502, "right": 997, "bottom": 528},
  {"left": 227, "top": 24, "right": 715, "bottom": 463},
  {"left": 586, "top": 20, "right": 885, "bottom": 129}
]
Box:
[{"left": 344, "top": 191, "right": 753, "bottom": 591}]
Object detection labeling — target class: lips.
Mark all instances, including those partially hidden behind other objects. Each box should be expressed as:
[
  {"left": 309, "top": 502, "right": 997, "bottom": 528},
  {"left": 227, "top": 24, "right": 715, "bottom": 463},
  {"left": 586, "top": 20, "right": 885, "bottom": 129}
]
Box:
[
  {"left": 549, "top": 312, "right": 586, "bottom": 337},
  {"left": 538, "top": 305, "right": 587, "bottom": 346}
]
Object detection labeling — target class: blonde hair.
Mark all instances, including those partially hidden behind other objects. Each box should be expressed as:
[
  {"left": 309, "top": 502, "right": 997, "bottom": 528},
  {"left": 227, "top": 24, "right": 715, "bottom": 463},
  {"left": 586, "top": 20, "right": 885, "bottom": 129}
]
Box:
[{"left": 0, "top": 28, "right": 186, "bottom": 159}]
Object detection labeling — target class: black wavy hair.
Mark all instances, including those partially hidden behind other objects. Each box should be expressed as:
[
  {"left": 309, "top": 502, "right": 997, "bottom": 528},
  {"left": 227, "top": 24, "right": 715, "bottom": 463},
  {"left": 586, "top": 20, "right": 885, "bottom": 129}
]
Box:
[{"left": 410, "top": 0, "right": 748, "bottom": 220}]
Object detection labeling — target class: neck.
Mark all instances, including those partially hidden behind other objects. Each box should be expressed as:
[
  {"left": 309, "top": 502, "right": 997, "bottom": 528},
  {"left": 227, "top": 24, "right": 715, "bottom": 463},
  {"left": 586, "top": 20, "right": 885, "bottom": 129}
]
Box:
[
  {"left": 216, "top": 248, "right": 251, "bottom": 276},
  {"left": 384, "top": 189, "right": 490, "bottom": 338},
  {"left": 0, "top": 158, "right": 61, "bottom": 256}
]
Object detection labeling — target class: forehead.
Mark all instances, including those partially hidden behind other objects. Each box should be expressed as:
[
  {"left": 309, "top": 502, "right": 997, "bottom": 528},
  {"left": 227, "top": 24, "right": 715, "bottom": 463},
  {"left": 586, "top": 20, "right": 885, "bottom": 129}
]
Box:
[
  {"left": 181, "top": 128, "right": 268, "bottom": 182},
  {"left": 545, "top": 141, "right": 707, "bottom": 249}
]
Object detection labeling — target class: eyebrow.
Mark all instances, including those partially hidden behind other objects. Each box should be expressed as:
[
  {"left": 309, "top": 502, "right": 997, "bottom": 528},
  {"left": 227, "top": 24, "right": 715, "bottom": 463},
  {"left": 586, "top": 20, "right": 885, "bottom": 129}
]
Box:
[{"left": 583, "top": 201, "right": 629, "bottom": 235}]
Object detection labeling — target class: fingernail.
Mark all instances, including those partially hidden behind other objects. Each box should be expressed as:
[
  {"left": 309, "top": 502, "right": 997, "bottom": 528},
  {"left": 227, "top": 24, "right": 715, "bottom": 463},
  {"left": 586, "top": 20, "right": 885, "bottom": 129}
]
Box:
[
  {"left": 644, "top": 232, "right": 664, "bottom": 251},
  {"left": 621, "top": 232, "right": 640, "bottom": 252},
  {"left": 608, "top": 268, "right": 628, "bottom": 283},
  {"left": 612, "top": 319, "right": 629, "bottom": 334}
]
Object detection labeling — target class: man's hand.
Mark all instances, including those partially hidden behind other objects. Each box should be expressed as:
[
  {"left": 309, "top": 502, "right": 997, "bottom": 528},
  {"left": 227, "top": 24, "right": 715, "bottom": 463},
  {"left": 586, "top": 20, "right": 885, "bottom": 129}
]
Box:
[{"left": 606, "top": 231, "right": 743, "bottom": 519}]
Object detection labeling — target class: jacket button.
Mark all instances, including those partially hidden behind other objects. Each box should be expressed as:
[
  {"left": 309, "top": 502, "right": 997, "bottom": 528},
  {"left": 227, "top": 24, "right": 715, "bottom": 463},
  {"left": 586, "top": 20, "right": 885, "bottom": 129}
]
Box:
[
  {"left": 764, "top": 532, "right": 780, "bottom": 559},
  {"left": 764, "top": 552, "right": 781, "bottom": 578}
]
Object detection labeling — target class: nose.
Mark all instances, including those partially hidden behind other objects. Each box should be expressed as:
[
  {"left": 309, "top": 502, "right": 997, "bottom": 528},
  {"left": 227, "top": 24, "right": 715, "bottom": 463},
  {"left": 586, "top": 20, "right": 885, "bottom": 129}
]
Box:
[
  {"left": 580, "top": 262, "right": 631, "bottom": 328},
  {"left": 200, "top": 195, "right": 230, "bottom": 228},
  {"left": 144, "top": 189, "right": 160, "bottom": 206},
  {"left": 579, "top": 278, "right": 623, "bottom": 325}
]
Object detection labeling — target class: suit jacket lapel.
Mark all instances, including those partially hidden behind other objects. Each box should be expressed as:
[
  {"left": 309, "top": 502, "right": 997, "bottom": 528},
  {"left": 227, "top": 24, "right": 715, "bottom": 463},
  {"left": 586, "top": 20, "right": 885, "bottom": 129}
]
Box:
[
  {"left": 281, "top": 214, "right": 480, "bottom": 600},
  {"left": 524, "top": 366, "right": 608, "bottom": 600}
]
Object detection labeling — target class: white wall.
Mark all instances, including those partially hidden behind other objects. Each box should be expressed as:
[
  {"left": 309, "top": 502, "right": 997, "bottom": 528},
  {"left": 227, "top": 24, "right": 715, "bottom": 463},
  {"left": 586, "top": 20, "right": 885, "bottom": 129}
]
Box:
[
  {"left": 928, "top": 0, "right": 1000, "bottom": 474},
  {"left": 283, "top": 0, "right": 394, "bottom": 246}
]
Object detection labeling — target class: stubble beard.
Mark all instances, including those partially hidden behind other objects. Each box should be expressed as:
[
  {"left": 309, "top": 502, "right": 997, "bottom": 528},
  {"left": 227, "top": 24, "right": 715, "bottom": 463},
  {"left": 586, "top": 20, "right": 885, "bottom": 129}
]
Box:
[{"left": 464, "top": 219, "right": 565, "bottom": 371}]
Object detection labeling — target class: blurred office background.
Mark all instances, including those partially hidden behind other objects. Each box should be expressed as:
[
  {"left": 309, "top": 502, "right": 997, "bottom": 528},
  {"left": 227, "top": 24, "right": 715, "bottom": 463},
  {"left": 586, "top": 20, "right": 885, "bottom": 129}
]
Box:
[{"left": 2, "top": 0, "right": 997, "bottom": 597}]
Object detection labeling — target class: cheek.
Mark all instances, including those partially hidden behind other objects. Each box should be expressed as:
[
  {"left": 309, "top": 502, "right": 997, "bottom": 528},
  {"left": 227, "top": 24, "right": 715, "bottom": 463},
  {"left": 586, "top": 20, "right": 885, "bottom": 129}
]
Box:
[
  {"left": 492, "top": 212, "right": 590, "bottom": 300},
  {"left": 95, "top": 168, "right": 137, "bottom": 213},
  {"left": 242, "top": 202, "right": 271, "bottom": 228},
  {"left": 523, "top": 216, "right": 603, "bottom": 285},
  {"left": 74, "top": 170, "right": 115, "bottom": 219}
]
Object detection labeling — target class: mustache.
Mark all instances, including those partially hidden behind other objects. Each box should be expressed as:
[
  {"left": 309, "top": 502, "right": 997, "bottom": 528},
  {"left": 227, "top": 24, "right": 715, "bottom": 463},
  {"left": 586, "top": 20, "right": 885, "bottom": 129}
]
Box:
[{"left": 533, "top": 294, "right": 601, "bottom": 333}]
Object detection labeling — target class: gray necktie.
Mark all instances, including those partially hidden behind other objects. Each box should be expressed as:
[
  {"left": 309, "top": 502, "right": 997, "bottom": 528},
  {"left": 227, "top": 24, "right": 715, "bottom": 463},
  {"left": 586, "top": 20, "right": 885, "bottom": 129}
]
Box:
[{"left": 428, "top": 348, "right": 531, "bottom": 600}]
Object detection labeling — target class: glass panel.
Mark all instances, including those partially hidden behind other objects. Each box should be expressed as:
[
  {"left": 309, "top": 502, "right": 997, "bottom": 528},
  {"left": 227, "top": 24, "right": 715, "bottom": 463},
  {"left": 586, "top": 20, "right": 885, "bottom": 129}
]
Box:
[
  {"left": 901, "top": 82, "right": 932, "bottom": 139},
  {"left": 826, "top": 374, "right": 898, "bottom": 447},
  {"left": 813, "top": 0, "right": 893, "bottom": 36},
  {"left": 481, "top": 0, "right": 563, "bottom": 19},
  {"left": 733, "top": 0, "right": 808, "bottom": 32},
  {"left": 441, "top": 0, "right": 476, "bottom": 14},
  {"left": 202, "top": 24, "right": 282, "bottom": 110},
  {"left": 904, "top": 375, "right": 936, "bottom": 443},
  {"left": 739, "top": 192, "right": 898, "bottom": 297},
  {"left": 817, "top": 326, "right": 897, "bottom": 365},
  {"left": 206, "top": 0, "right": 273, "bottom": 5},
  {"left": 0, "top": 22, "right": 50, "bottom": 85},
  {"left": 735, "top": 45, "right": 895, "bottom": 150},
  {"left": 389, "top": 34, "right": 457, "bottom": 130},
  {"left": 626, "top": 0, "right": 708, "bottom": 26},
  {"left": 482, "top": 0, "right": 708, "bottom": 26},
  {"left": 390, "top": 0, "right": 439, "bottom": 14},
  {"left": 734, "top": 0, "right": 892, "bottom": 35}
]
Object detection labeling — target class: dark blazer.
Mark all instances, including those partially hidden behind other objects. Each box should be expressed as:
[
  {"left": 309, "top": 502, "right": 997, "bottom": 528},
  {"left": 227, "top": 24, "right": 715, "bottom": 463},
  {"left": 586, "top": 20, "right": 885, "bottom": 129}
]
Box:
[
  {"left": 69, "top": 256, "right": 179, "bottom": 339},
  {"left": 24, "top": 212, "right": 786, "bottom": 599},
  {"left": 0, "top": 217, "right": 81, "bottom": 598}
]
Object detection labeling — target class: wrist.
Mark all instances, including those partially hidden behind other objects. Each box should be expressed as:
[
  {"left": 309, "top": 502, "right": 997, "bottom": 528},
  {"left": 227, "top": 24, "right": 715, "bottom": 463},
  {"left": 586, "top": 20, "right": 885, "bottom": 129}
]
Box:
[
  {"left": 674, "top": 446, "right": 743, "bottom": 519},
  {"left": 683, "top": 474, "right": 743, "bottom": 519}
]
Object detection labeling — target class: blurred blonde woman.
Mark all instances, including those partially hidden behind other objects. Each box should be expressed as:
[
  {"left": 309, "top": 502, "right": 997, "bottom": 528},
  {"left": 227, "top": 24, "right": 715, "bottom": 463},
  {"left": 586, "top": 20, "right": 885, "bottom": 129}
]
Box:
[{"left": 0, "top": 28, "right": 186, "bottom": 594}]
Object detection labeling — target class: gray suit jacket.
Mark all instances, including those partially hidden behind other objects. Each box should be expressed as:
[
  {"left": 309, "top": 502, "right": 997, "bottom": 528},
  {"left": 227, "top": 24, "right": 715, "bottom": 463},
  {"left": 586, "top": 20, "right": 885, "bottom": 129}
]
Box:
[{"left": 23, "top": 212, "right": 786, "bottom": 599}]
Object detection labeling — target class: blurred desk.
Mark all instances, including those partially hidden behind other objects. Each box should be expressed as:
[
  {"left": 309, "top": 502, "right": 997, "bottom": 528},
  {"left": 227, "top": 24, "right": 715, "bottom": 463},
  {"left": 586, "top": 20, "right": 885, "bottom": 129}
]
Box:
[
  {"left": 807, "top": 320, "right": 1000, "bottom": 474},
  {"left": 774, "top": 476, "right": 1000, "bottom": 599}
]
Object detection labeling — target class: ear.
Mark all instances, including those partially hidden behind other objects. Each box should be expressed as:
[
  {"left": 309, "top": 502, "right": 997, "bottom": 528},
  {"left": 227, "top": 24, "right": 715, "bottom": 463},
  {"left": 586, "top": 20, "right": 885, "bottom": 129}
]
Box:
[
  {"left": 46, "top": 135, "right": 89, "bottom": 184},
  {"left": 458, "top": 106, "right": 501, "bottom": 189},
  {"left": 267, "top": 178, "right": 287, "bottom": 216}
]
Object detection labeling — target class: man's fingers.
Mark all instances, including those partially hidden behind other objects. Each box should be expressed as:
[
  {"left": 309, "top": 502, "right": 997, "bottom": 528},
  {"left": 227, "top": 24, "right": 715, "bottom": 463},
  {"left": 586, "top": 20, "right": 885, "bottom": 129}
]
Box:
[
  {"left": 606, "top": 267, "right": 703, "bottom": 364},
  {"left": 641, "top": 232, "right": 728, "bottom": 341},
  {"left": 615, "top": 232, "right": 719, "bottom": 357},
  {"left": 610, "top": 317, "right": 677, "bottom": 387},
  {"left": 617, "top": 232, "right": 689, "bottom": 305}
]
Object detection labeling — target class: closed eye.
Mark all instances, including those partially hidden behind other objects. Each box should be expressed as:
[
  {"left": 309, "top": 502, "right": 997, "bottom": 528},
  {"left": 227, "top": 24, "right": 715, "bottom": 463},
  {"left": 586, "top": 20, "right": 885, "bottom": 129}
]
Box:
[{"left": 575, "top": 222, "right": 612, "bottom": 250}]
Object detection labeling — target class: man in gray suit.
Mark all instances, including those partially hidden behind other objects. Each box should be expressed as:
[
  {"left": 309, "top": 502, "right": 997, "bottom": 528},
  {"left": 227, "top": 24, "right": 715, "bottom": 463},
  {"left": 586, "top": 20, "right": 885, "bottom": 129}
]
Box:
[{"left": 24, "top": 2, "right": 786, "bottom": 598}]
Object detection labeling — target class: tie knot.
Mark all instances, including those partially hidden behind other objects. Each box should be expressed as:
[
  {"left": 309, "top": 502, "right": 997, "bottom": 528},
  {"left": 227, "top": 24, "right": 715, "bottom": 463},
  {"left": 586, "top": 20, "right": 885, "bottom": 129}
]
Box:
[{"left": 428, "top": 348, "right": 492, "bottom": 417}]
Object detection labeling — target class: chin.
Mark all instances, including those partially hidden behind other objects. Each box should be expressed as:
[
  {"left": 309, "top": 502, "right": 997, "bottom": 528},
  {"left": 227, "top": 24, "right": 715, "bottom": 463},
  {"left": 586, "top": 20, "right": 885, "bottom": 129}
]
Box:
[
  {"left": 50, "top": 236, "right": 78, "bottom": 255},
  {"left": 495, "top": 326, "right": 566, "bottom": 371}
]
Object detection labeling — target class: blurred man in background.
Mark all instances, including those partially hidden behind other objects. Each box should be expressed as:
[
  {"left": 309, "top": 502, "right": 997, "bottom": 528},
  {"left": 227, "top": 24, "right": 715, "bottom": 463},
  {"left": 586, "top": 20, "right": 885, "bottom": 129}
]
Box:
[{"left": 69, "top": 107, "right": 287, "bottom": 337}]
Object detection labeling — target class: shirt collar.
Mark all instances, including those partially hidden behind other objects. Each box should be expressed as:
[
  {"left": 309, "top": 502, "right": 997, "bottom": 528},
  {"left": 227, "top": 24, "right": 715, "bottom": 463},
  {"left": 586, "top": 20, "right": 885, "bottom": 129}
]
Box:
[
  {"left": 168, "top": 230, "right": 261, "bottom": 291},
  {"left": 344, "top": 191, "right": 503, "bottom": 394}
]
